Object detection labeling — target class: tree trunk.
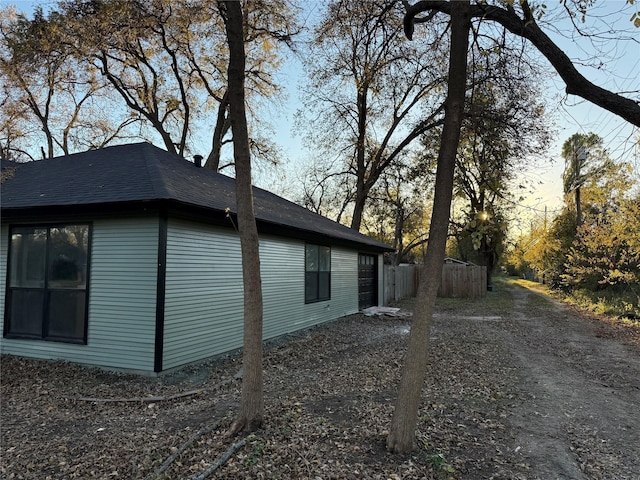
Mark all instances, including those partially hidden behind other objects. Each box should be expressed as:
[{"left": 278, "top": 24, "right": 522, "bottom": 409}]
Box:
[
  {"left": 222, "top": 0, "right": 264, "bottom": 434},
  {"left": 575, "top": 187, "right": 582, "bottom": 227},
  {"left": 481, "top": 237, "right": 495, "bottom": 289},
  {"left": 387, "top": 0, "right": 470, "bottom": 454},
  {"left": 351, "top": 88, "right": 369, "bottom": 232},
  {"left": 205, "top": 91, "right": 230, "bottom": 171},
  {"left": 392, "top": 205, "right": 405, "bottom": 267},
  {"left": 351, "top": 189, "right": 367, "bottom": 232}
]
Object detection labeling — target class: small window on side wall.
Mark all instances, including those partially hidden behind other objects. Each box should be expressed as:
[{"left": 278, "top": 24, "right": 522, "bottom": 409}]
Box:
[
  {"left": 305, "top": 244, "right": 331, "bottom": 303},
  {"left": 5, "top": 224, "right": 91, "bottom": 343}
]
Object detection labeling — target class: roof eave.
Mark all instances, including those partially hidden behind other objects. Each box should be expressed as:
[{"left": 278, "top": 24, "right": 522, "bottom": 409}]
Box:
[{"left": 1, "top": 199, "right": 394, "bottom": 252}]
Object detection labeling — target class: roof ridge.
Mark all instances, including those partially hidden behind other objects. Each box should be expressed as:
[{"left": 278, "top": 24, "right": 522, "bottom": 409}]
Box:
[{"left": 140, "top": 142, "right": 174, "bottom": 200}]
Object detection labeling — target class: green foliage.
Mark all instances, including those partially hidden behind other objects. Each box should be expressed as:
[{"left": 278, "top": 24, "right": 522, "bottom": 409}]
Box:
[
  {"left": 562, "top": 132, "right": 604, "bottom": 196},
  {"left": 418, "top": 433, "right": 455, "bottom": 477},
  {"left": 426, "top": 452, "right": 456, "bottom": 477},
  {"left": 448, "top": 208, "right": 508, "bottom": 283},
  {"left": 244, "top": 434, "right": 267, "bottom": 467},
  {"left": 525, "top": 210, "right": 576, "bottom": 288},
  {"left": 562, "top": 190, "right": 640, "bottom": 293},
  {"left": 563, "top": 160, "right": 637, "bottom": 281},
  {"left": 565, "top": 288, "right": 640, "bottom": 318},
  {"left": 506, "top": 206, "right": 581, "bottom": 283},
  {"left": 511, "top": 132, "right": 639, "bottom": 314}
]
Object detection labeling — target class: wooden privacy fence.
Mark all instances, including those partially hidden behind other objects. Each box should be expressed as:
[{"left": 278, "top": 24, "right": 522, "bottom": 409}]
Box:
[
  {"left": 384, "top": 262, "right": 487, "bottom": 303},
  {"left": 438, "top": 263, "right": 486, "bottom": 298},
  {"left": 384, "top": 265, "right": 419, "bottom": 304}
]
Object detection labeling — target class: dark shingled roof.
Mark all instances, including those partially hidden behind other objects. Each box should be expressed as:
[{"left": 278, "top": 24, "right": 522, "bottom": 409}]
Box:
[{"left": 1, "top": 142, "right": 392, "bottom": 251}]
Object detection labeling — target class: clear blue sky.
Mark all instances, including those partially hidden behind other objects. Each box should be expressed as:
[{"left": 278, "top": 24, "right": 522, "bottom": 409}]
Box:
[{"left": 3, "top": 0, "right": 639, "bottom": 226}]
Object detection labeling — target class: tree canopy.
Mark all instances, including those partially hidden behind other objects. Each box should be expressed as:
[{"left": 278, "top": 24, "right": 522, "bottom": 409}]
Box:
[
  {"left": 509, "top": 132, "right": 639, "bottom": 316},
  {"left": 297, "top": 0, "right": 448, "bottom": 231},
  {"left": 0, "top": 0, "right": 299, "bottom": 165},
  {"left": 403, "top": 0, "right": 640, "bottom": 127}
]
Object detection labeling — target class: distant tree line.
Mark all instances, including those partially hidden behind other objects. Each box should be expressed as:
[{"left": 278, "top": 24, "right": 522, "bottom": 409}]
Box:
[{"left": 506, "top": 133, "right": 640, "bottom": 318}]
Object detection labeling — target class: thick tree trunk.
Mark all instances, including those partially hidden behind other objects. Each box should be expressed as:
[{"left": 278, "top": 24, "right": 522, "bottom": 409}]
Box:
[
  {"left": 387, "top": 0, "right": 470, "bottom": 454},
  {"left": 223, "top": 0, "right": 264, "bottom": 434},
  {"left": 351, "top": 89, "right": 369, "bottom": 231},
  {"left": 392, "top": 205, "right": 405, "bottom": 267},
  {"left": 351, "top": 189, "right": 367, "bottom": 232},
  {"left": 481, "top": 237, "right": 495, "bottom": 289}
]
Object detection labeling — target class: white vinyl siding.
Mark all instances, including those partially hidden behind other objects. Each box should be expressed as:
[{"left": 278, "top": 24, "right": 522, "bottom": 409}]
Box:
[
  {"left": 1, "top": 217, "right": 159, "bottom": 372},
  {"left": 162, "top": 218, "right": 362, "bottom": 371}
]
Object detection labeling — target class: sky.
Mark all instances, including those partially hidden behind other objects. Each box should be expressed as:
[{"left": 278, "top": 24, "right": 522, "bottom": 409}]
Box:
[
  {"left": 515, "top": 1, "right": 640, "bottom": 229},
  {"left": 3, "top": 0, "right": 639, "bottom": 231},
  {"left": 271, "top": 1, "right": 640, "bottom": 233}
]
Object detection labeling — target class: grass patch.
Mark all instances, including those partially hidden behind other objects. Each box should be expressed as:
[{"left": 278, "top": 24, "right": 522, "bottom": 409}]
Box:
[
  {"left": 434, "top": 275, "right": 514, "bottom": 316},
  {"left": 507, "top": 277, "right": 639, "bottom": 320},
  {"left": 504, "top": 278, "right": 554, "bottom": 307},
  {"left": 565, "top": 288, "right": 639, "bottom": 319},
  {"left": 508, "top": 277, "right": 552, "bottom": 296},
  {"left": 485, "top": 291, "right": 515, "bottom": 315}
]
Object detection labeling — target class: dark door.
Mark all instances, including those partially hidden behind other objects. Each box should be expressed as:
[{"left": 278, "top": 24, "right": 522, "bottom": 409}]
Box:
[{"left": 358, "top": 254, "right": 377, "bottom": 309}]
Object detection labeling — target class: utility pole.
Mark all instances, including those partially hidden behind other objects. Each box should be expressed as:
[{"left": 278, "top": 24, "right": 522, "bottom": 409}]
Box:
[{"left": 575, "top": 144, "right": 586, "bottom": 227}]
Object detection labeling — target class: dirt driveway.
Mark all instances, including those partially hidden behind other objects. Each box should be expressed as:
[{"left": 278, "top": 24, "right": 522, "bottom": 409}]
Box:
[
  {"left": 483, "top": 284, "right": 640, "bottom": 479},
  {"left": 2, "top": 279, "right": 639, "bottom": 479}
]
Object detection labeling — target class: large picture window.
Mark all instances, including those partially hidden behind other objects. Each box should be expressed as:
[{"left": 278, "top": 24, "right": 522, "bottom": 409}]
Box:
[
  {"left": 305, "top": 244, "right": 331, "bottom": 303},
  {"left": 5, "top": 224, "right": 91, "bottom": 343}
]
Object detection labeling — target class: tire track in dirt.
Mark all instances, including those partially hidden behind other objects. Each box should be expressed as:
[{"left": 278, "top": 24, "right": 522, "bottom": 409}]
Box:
[{"left": 500, "top": 283, "right": 640, "bottom": 479}]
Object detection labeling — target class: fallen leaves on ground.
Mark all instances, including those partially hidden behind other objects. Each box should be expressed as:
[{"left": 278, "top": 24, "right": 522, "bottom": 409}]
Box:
[{"left": 2, "top": 285, "right": 639, "bottom": 479}]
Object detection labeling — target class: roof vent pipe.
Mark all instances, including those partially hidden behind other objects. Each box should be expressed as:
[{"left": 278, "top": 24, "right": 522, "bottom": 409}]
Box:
[{"left": 193, "top": 154, "right": 203, "bottom": 168}]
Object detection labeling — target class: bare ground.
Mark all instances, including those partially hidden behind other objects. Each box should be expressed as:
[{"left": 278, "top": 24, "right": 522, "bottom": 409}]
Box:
[{"left": 2, "top": 278, "right": 639, "bottom": 479}]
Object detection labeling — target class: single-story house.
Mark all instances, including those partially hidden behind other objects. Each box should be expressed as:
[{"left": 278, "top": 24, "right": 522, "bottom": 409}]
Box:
[{"left": 1, "top": 143, "right": 392, "bottom": 374}]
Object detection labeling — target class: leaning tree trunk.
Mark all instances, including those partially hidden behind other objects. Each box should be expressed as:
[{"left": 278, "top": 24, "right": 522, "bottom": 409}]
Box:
[
  {"left": 205, "top": 91, "right": 230, "bottom": 171},
  {"left": 387, "top": 0, "right": 471, "bottom": 454},
  {"left": 223, "top": 0, "right": 265, "bottom": 434}
]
